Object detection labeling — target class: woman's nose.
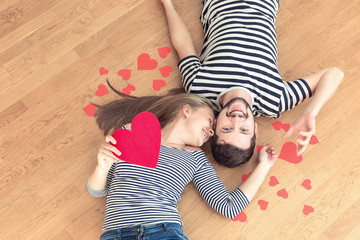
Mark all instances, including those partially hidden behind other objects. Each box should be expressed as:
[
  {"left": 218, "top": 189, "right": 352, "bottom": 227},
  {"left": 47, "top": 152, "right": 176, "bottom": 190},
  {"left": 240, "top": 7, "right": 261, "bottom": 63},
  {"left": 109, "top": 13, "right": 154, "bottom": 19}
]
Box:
[{"left": 208, "top": 128, "right": 214, "bottom": 137}]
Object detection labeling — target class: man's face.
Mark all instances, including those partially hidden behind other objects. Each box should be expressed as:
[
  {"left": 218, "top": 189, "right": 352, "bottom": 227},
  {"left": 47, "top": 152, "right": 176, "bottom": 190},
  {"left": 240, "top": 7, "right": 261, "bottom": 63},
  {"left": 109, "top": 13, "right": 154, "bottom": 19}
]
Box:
[{"left": 215, "top": 98, "right": 257, "bottom": 149}]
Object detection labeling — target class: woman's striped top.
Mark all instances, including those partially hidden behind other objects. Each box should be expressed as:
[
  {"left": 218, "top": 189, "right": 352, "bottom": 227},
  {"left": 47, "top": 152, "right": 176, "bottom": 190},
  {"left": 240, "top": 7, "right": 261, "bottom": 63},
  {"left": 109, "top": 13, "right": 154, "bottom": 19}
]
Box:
[{"left": 88, "top": 145, "right": 249, "bottom": 230}]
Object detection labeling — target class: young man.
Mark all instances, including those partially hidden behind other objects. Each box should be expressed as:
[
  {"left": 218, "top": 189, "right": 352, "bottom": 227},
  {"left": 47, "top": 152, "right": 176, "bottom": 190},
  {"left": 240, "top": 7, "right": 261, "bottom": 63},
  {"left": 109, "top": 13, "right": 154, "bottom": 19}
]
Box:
[{"left": 161, "top": 0, "right": 344, "bottom": 167}]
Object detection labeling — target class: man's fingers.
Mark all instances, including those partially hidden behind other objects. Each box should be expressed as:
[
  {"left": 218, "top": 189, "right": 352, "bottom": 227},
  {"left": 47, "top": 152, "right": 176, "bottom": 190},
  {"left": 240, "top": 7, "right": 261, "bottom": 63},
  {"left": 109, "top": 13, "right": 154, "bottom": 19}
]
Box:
[{"left": 282, "top": 127, "right": 294, "bottom": 139}]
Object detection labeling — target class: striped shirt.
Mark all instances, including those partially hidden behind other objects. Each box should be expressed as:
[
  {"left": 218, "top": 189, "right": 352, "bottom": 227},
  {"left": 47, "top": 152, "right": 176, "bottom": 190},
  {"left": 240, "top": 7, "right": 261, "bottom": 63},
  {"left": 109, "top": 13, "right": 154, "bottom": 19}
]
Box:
[
  {"left": 179, "top": 0, "right": 312, "bottom": 117},
  {"left": 88, "top": 145, "right": 249, "bottom": 230}
]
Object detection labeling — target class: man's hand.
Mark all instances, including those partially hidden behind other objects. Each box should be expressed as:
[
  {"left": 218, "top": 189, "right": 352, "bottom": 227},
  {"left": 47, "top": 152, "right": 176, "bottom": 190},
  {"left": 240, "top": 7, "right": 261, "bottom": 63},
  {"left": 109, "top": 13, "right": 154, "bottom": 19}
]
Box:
[
  {"left": 282, "top": 112, "right": 316, "bottom": 156},
  {"left": 258, "top": 144, "right": 278, "bottom": 167}
]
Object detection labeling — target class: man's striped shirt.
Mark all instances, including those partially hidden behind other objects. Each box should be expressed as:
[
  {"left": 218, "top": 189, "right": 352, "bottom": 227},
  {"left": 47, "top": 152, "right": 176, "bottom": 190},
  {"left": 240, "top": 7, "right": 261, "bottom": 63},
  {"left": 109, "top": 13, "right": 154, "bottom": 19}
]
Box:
[{"left": 179, "top": 0, "right": 312, "bottom": 117}]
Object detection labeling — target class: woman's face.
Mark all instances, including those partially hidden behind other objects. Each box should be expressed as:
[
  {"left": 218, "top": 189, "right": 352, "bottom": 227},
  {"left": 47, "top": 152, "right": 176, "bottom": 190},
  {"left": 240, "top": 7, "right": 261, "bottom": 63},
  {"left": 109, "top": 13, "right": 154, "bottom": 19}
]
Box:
[{"left": 185, "top": 105, "right": 215, "bottom": 147}]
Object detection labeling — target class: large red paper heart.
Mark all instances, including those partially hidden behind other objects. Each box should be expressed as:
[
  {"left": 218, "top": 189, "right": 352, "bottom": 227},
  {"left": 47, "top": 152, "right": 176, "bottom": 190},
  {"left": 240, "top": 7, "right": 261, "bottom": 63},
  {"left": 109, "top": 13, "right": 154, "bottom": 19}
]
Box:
[
  {"left": 137, "top": 53, "right": 158, "bottom": 70},
  {"left": 258, "top": 200, "right": 268, "bottom": 211},
  {"left": 111, "top": 112, "right": 161, "bottom": 168},
  {"left": 309, "top": 135, "right": 319, "bottom": 145},
  {"left": 269, "top": 176, "right": 279, "bottom": 187},
  {"left": 303, "top": 205, "right": 314, "bottom": 215},
  {"left": 95, "top": 84, "right": 109, "bottom": 97},
  {"left": 241, "top": 171, "right": 251, "bottom": 181},
  {"left": 272, "top": 121, "right": 282, "bottom": 131},
  {"left": 279, "top": 142, "right": 302, "bottom": 164},
  {"left": 277, "top": 188, "right": 288, "bottom": 199},
  {"left": 99, "top": 67, "right": 109, "bottom": 75},
  {"left": 159, "top": 66, "right": 173, "bottom": 78},
  {"left": 158, "top": 47, "right": 171, "bottom": 58},
  {"left": 231, "top": 211, "right": 247, "bottom": 222},
  {"left": 153, "top": 79, "right": 166, "bottom": 91},
  {"left": 118, "top": 69, "right": 131, "bottom": 81},
  {"left": 83, "top": 104, "right": 97, "bottom": 117},
  {"left": 301, "top": 179, "right": 312, "bottom": 190},
  {"left": 122, "top": 84, "right": 136, "bottom": 95}
]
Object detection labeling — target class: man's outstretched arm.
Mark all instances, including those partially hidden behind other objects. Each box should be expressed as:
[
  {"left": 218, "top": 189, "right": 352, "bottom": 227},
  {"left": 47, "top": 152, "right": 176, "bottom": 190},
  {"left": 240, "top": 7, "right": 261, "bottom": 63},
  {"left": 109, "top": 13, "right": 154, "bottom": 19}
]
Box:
[
  {"left": 161, "top": 0, "right": 197, "bottom": 59},
  {"left": 283, "top": 67, "right": 344, "bottom": 155}
]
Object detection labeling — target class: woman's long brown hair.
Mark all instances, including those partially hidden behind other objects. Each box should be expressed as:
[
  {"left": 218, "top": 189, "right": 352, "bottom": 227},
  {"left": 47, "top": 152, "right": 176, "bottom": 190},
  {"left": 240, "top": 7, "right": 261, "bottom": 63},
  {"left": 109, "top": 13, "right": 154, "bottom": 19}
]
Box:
[{"left": 93, "top": 79, "right": 213, "bottom": 135}]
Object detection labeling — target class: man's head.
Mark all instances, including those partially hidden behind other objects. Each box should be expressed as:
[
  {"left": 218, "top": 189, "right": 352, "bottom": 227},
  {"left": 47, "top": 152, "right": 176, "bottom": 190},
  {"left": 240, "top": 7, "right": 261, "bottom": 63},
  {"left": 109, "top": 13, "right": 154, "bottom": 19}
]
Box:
[{"left": 211, "top": 98, "right": 258, "bottom": 167}]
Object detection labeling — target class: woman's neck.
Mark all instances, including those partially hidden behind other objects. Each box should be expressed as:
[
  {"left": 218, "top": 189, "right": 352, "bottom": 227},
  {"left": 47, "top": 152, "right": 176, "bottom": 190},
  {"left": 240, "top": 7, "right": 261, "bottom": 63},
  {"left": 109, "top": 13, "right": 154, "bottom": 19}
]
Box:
[{"left": 160, "top": 122, "right": 187, "bottom": 149}]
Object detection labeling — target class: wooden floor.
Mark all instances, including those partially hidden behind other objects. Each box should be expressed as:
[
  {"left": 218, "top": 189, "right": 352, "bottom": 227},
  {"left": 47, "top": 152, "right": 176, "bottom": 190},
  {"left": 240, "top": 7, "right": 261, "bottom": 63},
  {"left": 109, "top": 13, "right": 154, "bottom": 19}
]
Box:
[{"left": 1, "top": 0, "right": 359, "bottom": 239}]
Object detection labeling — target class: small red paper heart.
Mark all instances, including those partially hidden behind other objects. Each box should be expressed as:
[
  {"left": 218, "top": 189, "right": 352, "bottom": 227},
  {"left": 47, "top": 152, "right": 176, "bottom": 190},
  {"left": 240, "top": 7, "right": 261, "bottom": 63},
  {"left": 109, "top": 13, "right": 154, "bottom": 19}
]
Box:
[
  {"left": 241, "top": 171, "right": 252, "bottom": 181},
  {"left": 269, "top": 176, "right": 279, "bottom": 187},
  {"left": 111, "top": 112, "right": 161, "bottom": 168},
  {"left": 118, "top": 69, "right": 131, "bottom": 81},
  {"left": 137, "top": 53, "right": 158, "bottom": 70},
  {"left": 231, "top": 211, "right": 247, "bottom": 222},
  {"left": 257, "top": 200, "right": 268, "bottom": 211},
  {"left": 279, "top": 142, "right": 302, "bottom": 164},
  {"left": 277, "top": 188, "right": 288, "bottom": 199},
  {"left": 99, "top": 67, "right": 109, "bottom": 75},
  {"left": 309, "top": 135, "right": 319, "bottom": 145},
  {"left": 281, "top": 123, "right": 290, "bottom": 132},
  {"left": 256, "top": 145, "right": 263, "bottom": 152},
  {"left": 153, "top": 79, "right": 166, "bottom": 91},
  {"left": 303, "top": 205, "right": 314, "bottom": 215},
  {"left": 272, "top": 121, "right": 282, "bottom": 131},
  {"left": 95, "top": 84, "right": 109, "bottom": 97},
  {"left": 122, "top": 84, "right": 136, "bottom": 95},
  {"left": 301, "top": 179, "right": 312, "bottom": 190},
  {"left": 158, "top": 47, "right": 171, "bottom": 58},
  {"left": 83, "top": 104, "right": 97, "bottom": 117},
  {"left": 159, "top": 66, "right": 173, "bottom": 78}
]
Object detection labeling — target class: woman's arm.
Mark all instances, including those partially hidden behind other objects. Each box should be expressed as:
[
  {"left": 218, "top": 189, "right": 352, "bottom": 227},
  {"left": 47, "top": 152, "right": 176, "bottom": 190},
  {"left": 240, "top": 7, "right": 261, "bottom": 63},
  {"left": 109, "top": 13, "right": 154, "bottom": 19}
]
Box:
[
  {"left": 283, "top": 67, "right": 344, "bottom": 155},
  {"left": 161, "top": 0, "right": 196, "bottom": 59},
  {"left": 88, "top": 135, "right": 122, "bottom": 195}
]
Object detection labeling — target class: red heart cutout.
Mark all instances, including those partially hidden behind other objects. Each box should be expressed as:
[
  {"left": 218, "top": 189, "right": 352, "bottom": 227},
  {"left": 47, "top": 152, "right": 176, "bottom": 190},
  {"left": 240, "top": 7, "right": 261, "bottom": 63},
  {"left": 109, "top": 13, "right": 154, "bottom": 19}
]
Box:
[
  {"left": 231, "top": 211, "right": 247, "bottom": 222},
  {"left": 137, "top": 53, "right": 158, "bottom": 70},
  {"left": 268, "top": 176, "right": 279, "bottom": 187},
  {"left": 111, "top": 112, "right": 161, "bottom": 168},
  {"left": 122, "top": 84, "right": 136, "bottom": 95},
  {"left": 301, "top": 179, "right": 312, "bottom": 190},
  {"left": 118, "top": 69, "right": 131, "bottom": 81},
  {"left": 158, "top": 47, "right": 171, "bottom": 58},
  {"left": 277, "top": 188, "right": 288, "bottom": 199},
  {"left": 303, "top": 205, "right": 314, "bottom": 215},
  {"left": 83, "top": 104, "right": 97, "bottom": 117},
  {"left": 99, "top": 67, "right": 109, "bottom": 75},
  {"left": 257, "top": 200, "right": 268, "bottom": 211},
  {"left": 159, "top": 66, "right": 173, "bottom": 78},
  {"left": 153, "top": 79, "right": 166, "bottom": 91},
  {"left": 309, "top": 135, "right": 319, "bottom": 145},
  {"left": 279, "top": 142, "right": 302, "bottom": 164},
  {"left": 241, "top": 171, "right": 252, "bottom": 181},
  {"left": 281, "top": 123, "right": 290, "bottom": 132},
  {"left": 272, "top": 121, "right": 282, "bottom": 131},
  {"left": 256, "top": 145, "right": 263, "bottom": 152},
  {"left": 95, "top": 84, "right": 109, "bottom": 97}
]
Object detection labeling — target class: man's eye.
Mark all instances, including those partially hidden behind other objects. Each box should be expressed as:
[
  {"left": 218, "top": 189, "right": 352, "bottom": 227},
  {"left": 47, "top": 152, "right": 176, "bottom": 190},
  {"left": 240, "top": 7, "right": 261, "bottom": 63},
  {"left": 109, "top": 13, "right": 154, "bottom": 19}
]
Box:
[
  {"left": 224, "top": 127, "right": 231, "bottom": 131},
  {"left": 241, "top": 128, "right": 248, "bottom": 132}
]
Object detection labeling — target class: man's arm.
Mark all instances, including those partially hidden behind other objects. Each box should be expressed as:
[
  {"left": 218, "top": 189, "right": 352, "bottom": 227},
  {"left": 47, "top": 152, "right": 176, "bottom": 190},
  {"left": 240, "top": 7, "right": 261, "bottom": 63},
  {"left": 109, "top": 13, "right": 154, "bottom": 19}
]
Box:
[
  {"left": 283, "top": 67, "right": 344, "bottom": 155},
  {"left": 161, "top": 0, "right": 196, "bottom": 59}
]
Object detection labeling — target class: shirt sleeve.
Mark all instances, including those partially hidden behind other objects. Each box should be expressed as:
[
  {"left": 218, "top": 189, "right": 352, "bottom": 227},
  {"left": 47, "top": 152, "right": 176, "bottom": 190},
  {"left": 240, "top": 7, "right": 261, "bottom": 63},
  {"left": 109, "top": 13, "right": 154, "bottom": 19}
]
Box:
[
  {"left": 192, "top": 151, "right": 249, "bottom": 219},
  {"left": 280, "top": 78, "right": 312, "bottom": 112},
  {"left": 178, "top": 55, "right": 201, "bottom": 93}
]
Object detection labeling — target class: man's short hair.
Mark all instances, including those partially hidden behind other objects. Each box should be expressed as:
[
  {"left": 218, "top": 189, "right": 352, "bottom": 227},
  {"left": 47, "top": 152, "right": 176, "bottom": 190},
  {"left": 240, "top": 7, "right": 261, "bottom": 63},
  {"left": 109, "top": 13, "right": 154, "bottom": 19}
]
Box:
[{"left": 211, "top": 134, "right": 256, "bottom": 168}]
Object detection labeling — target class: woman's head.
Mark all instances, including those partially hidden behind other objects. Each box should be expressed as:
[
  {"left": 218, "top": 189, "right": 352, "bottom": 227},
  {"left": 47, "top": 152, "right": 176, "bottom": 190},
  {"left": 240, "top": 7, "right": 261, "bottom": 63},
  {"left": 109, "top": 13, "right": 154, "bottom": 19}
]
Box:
[{"left": 94, "top": 81, "right": 215, "bottom": 138}]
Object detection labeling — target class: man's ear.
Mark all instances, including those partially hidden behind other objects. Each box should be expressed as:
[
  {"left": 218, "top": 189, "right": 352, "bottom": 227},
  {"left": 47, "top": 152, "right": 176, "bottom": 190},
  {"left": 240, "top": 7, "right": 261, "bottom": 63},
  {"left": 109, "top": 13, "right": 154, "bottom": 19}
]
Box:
[
  {"left": 182, "top": 104, "right": 192, "bottom": 118},
  {"left": 255, "top": 122, "right": 259, "bottom": 137}
]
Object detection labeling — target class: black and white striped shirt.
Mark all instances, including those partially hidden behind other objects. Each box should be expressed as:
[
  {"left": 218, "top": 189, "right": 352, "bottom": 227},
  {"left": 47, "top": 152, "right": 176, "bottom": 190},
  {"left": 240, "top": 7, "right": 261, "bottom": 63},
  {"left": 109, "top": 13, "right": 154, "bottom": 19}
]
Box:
[
  {"left": 179, "top": 0, "right": 312, "bottom": 117},
  {"left": 88, "top": 145, "right": 249, "bottom": 230}
]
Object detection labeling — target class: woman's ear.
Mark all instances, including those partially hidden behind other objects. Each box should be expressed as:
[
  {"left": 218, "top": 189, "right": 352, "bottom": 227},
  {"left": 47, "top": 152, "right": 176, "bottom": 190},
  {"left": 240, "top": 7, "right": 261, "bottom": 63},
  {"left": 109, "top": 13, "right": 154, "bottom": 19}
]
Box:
[{"left": 182, "top": 104, "right": 192, "bottom": 118}]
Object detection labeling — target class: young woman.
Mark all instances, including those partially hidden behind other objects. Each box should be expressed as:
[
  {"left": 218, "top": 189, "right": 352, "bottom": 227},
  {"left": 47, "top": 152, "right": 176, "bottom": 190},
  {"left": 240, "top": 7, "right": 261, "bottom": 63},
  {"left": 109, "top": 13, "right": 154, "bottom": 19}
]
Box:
[{"left": 87, "top": 82, "right": 278, "bottom": 240}]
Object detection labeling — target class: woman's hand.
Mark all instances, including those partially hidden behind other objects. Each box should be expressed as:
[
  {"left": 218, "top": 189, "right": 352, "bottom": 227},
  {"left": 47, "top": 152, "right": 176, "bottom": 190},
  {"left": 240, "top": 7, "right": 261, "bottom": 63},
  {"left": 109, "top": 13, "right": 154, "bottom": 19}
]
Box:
[
  {"left": 258, "top": 144, "right": 278, "bottom": 168},
  {"left": 97, "top": 135, "right": 122, "bottom": 170}
]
